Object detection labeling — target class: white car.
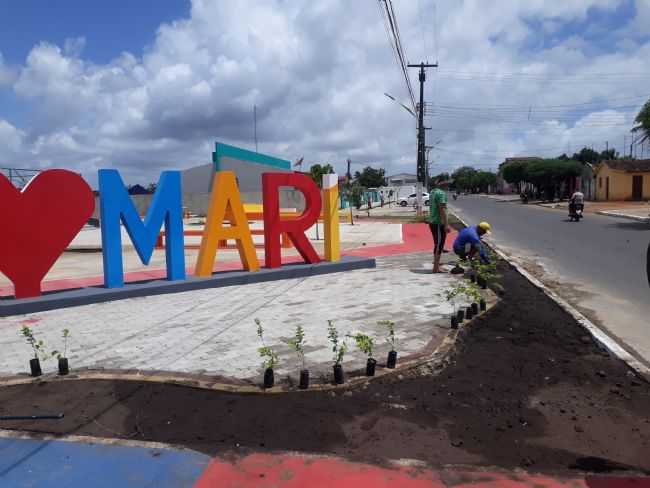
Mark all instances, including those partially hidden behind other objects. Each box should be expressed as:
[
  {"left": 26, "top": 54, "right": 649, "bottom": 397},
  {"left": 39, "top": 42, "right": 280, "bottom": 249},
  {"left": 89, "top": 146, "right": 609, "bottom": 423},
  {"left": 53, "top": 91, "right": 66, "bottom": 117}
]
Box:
[{"left": 399, "top": 192, "right": 430, "bottom": 207}]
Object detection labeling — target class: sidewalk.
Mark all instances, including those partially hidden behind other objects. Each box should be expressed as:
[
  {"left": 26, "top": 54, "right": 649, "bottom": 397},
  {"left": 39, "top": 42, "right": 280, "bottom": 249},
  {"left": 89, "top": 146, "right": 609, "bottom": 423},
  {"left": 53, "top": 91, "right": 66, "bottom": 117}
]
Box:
[
  {"left": 597, "top": 208, "right": 650, "bottom": 222},
  {"left": 0, "top": 225, "right": 467, "bottom": 384}
]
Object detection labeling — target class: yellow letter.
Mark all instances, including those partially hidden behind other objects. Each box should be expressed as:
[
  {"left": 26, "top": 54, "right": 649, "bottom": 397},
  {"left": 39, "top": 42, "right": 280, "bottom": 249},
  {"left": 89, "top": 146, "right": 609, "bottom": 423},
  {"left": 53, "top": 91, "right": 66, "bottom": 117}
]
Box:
[
  {"left": 195, "top": 171, "right": 259, "bottom": 276},
  {"left": 322, "top": 173, "right": 340, "bottom": 262}
]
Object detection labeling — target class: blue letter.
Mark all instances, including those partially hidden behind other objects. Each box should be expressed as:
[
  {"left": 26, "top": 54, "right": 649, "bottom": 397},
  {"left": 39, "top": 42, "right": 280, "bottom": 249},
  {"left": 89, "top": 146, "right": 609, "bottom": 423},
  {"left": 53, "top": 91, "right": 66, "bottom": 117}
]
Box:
[{"left": 99, "top": 169, "right": 185, "bottom": 288}]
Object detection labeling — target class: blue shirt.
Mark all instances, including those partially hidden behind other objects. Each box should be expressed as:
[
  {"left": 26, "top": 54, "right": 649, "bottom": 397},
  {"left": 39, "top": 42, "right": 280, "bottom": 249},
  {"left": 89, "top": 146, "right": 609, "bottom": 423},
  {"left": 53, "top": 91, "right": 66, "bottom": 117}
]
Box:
[{"left": 453, "top": 226, "right": 489, "bottom": 262}]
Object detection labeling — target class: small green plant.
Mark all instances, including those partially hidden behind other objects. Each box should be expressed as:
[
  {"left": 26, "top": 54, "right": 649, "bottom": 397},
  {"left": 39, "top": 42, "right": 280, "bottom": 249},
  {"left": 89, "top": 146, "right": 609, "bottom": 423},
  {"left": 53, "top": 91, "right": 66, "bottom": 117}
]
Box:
[
  {"left": 378, "top": 320, "right": 396, "bottom": 351},
  {"left": 444, "top": 282, "right": 482, "bottom": 306},
  {"left": 285, "top": 325, "right": 307, "bottom": 370},
  {"left": 20, "top": 325, "right": 47, "bottom": 361},
  {"left": 255, "top": 318, "right": 279, "bottom": 370},
  {"left": 327, "top": 320, "right": 348, "bottom": 365},
  {"left": 350, "top": 333, "right": 374, "bottom": 359},
  {"left": 472, "top": 253, "right": 500, "bottom": 285},
  {"left": 51, "top": 328, "right": 70, "bottom": 360}
]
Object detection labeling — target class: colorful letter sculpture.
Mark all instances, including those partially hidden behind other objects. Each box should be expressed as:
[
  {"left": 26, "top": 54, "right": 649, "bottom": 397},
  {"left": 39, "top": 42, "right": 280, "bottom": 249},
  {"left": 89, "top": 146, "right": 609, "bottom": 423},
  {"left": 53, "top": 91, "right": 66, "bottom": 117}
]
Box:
[
  {"left": 99, "top": 169, "right": 185, "bottom": 288},
  {"left": 194, "top": 171, "right": 260, "bottom": 277},
  {"left": 322, "top": 174, "right": 340, "bottom": 262},
  {"left": 0, "top": 169, "right": 95, "bottom": 298},
  {"left": 1, "top": 164, "right": 342, "bottom": 300},
  {"left": 262, "top": 172, "right": 322, "bottom": 268}
]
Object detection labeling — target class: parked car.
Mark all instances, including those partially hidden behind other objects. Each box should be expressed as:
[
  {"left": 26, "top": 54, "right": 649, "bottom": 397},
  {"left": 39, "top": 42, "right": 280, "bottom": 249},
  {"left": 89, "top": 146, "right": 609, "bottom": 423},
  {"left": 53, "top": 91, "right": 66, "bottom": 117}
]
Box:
[{"left": 399, "top": 192, "right": 430, "bottom": 207}]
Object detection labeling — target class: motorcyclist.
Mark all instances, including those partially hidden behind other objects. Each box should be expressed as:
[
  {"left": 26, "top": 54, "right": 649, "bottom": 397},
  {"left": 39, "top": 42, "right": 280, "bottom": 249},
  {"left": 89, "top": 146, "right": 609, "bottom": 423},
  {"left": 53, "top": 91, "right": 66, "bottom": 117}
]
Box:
[{"left": 569, "top": 190, "right": 584, "bottom": 217}]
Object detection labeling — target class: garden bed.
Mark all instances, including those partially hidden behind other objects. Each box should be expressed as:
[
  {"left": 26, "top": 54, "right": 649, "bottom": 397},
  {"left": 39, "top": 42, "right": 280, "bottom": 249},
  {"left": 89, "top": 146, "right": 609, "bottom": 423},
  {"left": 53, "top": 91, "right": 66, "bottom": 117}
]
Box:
[{"left": 1, "top": 261, "right": 649, "bottom": 474}]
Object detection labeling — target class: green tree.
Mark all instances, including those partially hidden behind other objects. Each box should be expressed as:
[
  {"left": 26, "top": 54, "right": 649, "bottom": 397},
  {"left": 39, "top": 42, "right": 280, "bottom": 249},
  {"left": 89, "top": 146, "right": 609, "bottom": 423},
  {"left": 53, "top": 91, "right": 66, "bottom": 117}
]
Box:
[
  {"left": 428, "top": 172, "right": 450, "bottom": 189},
  {"left": 571, "top": 147, "right": 600, "bottom": 164},
  {"left": 501, "top": 161, "right": 529, "bottom": 193},
  {"left": 472, "top": 170, "right": 497, "bottom": 193},
  {"left": 525, "top": 159, "right": 582, "bottom": 200},
  {"left": 599, "top": 149, "right": 619, "bottom": 161},
  {"left": 632, "top": 99, "right": 650, "bottom": 144},
  {"left": 350, "top": 183, "right": 364, "bottom": 209},
  {"left": 354, "top": 166, "right": 386, "bottom": 188},
  {"left": 308, "top": 163, "right": 334, "bottom": 188},
  {"left": 452, "top": 166, "right": 477, "bottom": 192}
]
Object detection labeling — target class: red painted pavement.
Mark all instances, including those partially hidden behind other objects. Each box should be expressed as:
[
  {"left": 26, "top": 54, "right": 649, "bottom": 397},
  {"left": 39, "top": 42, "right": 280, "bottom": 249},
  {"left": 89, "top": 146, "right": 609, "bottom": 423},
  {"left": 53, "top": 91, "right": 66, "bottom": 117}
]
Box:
[
  {"left": 193, "top": 453, "right": 650, "bottom": 488},
  {"left": 0, "top": 223, "right": 453, "bottom": 297}
]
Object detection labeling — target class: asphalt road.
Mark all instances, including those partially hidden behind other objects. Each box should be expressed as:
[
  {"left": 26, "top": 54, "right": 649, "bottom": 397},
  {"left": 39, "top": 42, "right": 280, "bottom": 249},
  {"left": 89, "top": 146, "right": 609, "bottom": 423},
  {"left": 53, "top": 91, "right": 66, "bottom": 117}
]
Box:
[{"left": 449, "top": 195, "right": 650, "bottom": 367}]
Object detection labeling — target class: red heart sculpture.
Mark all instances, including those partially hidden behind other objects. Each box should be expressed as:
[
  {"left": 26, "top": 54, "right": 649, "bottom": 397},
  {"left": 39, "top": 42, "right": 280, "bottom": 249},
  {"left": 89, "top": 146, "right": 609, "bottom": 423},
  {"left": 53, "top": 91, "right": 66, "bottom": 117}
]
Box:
[{"left": 0, "top": 169, "right": 95, "bottom": 298}]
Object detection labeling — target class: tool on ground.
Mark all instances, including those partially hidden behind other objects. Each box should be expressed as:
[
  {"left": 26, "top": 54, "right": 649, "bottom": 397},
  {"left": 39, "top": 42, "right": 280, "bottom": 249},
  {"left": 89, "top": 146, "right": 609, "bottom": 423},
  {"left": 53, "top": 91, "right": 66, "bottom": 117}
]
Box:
[{"left": 0, "top": 413, "right": 65, "bottom": 421}]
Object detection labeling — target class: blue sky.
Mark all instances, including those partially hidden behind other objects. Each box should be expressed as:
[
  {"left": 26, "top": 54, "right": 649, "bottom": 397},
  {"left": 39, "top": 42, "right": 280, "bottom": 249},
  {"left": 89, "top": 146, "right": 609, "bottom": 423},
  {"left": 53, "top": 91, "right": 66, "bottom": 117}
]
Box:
[{"left": 0, "top": 0, "right": 189, "bottom": 65}]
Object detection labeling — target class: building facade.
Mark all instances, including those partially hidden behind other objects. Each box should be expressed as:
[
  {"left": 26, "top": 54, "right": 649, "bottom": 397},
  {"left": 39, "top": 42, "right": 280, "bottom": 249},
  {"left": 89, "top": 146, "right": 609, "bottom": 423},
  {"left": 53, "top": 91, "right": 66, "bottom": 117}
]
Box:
[{"left": 594, "top": 160, "right": 650, "bottom": 201}]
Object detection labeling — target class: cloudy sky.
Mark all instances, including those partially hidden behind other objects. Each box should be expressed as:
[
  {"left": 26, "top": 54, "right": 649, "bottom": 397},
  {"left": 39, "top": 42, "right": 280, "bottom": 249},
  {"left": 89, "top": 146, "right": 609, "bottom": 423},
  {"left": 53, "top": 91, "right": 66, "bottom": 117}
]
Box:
[{"left": 0, "top": 0, "right": 649, "bottom": 187}]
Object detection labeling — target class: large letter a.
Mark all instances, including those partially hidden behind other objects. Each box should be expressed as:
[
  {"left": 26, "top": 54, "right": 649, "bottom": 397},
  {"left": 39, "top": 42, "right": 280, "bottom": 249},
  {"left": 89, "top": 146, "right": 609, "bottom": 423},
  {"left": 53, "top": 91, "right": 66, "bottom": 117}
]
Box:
[{"left": 194, "top": 171, "right": 259, "bottom": 277}]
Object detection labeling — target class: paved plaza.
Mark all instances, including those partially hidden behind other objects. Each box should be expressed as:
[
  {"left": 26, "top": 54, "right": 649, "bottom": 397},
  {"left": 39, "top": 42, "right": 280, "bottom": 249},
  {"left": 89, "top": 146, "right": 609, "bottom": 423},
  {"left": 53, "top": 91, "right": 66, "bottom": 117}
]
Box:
[
  {"left": 0, "top": 221, "right": 478, "bottom": 382},
  {"left": 0, "top": 252, "right": 468, "bottom": 381}
]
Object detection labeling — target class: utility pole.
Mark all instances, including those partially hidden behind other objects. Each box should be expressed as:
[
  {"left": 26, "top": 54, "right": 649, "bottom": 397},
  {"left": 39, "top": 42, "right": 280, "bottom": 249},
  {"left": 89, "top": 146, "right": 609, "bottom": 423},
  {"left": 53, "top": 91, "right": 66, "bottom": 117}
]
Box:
[
  {"left": 346, "top": 158, "right": 354, "bottom": 226},
  {"left": 408, "top": 61, "right": 438, "bottom": 215}
]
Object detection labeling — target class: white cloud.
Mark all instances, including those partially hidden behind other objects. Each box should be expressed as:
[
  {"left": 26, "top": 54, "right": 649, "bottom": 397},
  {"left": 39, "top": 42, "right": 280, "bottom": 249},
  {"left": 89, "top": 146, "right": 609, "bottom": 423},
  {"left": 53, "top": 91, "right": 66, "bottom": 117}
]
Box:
[{"left": 1, "top": 0, "right": 650, "bottom": 185}]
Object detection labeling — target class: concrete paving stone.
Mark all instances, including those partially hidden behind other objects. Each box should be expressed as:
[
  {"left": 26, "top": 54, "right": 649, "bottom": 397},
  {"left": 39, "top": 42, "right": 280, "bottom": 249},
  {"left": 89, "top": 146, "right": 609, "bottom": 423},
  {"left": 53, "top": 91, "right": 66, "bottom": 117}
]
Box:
[{"left": 0, "top": 253, "right": 469, "bottom": 381}]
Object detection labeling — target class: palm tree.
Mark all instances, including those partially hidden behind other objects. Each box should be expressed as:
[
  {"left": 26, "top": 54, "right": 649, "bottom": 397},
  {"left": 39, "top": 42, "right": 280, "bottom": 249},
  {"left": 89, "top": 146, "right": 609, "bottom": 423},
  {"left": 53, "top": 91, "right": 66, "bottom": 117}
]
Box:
[{"left": 632, "top": 100, "right": 650, "bottom": 144}]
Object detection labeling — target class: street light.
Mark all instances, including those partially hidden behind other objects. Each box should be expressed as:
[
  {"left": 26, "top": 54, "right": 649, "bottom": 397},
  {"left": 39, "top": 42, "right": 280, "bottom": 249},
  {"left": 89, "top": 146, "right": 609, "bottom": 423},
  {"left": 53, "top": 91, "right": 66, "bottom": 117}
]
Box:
[{"left": 384, "top": 93, "right": 416, "bottom": 118}]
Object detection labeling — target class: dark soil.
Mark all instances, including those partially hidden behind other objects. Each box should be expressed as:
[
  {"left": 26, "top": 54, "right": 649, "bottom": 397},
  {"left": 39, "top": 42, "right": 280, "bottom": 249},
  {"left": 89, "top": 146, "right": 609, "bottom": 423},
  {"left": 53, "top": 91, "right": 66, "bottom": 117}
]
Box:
[{"left": 1, "top": 261, "right": 650, "bottom": 474}]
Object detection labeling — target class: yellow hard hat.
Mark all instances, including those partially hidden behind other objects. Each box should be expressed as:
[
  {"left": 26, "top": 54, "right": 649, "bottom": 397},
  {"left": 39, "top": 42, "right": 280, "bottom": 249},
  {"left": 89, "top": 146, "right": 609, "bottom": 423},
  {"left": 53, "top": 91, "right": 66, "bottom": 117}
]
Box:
[{"left": 478, "top": 221, "right": 491, "bottom": 232}]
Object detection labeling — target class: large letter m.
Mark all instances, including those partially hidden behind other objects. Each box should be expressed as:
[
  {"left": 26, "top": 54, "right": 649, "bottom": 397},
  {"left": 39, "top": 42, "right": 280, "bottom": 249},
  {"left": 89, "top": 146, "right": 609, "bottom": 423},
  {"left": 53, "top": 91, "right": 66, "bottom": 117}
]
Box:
[{"left": 99, "top": 169, "right": 185, "bottom": 288}]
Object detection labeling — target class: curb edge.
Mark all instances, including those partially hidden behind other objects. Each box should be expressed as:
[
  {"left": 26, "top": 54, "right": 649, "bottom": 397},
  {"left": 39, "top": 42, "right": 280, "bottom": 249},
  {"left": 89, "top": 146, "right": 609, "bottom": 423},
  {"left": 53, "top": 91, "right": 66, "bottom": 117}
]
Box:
[
  {"left": 596, "top": 210, "right": 650, "bottom": 222},
  {"left": 452, "top": 212, "right": 650, "bottom": 380}
]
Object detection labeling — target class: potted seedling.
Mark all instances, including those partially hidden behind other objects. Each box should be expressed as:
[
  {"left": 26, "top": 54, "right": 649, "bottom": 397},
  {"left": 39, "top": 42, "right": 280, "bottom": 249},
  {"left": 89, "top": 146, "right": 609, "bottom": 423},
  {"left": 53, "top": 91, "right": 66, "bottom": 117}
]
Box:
[
  {"left": 285, "top": 325, "right": 309, "bottom": 389},
  {"left": 50, "top": 328, "right": 70, "bottom": 375},
  {"left": 379, "top": 320, "right": 398, "bottom": 368},
  {"left": 255, "top": 319, "right": 279, "bottom": 389},
  {"left": 444, "top": 286, "right": 461, "bottom": 328},
  {"left": 350, "top": 333, "right": 376, "bottom": 376},
  {"left": 20, "top": 325, "right": 47, "bottom": 377},
  {"left": 462, "top": 282, "right": 483, "bottom": 320},
  {"left": 327, "top": 321, "right": 348, "bottom": 385}
]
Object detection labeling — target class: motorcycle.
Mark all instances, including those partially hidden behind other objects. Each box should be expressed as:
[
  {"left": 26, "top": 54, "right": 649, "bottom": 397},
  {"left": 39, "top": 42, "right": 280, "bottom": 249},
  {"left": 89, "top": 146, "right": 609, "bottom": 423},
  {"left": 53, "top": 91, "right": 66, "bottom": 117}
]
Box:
[{"left": 568, "top": 202, "right": 584, "bottom": 222}]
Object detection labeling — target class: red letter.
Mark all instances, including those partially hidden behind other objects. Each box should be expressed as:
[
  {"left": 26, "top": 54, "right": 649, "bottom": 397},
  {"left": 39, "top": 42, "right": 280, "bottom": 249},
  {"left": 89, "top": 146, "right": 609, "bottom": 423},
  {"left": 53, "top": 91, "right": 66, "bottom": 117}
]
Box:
[{"left": 262, "top": 173, "right": 321, "bottom": 268}]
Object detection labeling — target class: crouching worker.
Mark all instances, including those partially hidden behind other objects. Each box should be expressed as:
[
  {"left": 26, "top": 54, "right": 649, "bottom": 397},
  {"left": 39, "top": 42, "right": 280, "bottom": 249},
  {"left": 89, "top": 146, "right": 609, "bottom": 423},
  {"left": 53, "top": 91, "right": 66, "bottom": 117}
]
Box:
[{"left": 452, "top": 222, "right": 491, "bottom": 271}]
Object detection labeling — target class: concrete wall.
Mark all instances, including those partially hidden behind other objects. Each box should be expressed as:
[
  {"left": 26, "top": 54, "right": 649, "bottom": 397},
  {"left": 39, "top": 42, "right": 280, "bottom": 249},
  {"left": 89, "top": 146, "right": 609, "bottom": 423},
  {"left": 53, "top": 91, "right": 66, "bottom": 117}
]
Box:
[{"left": 595, "top": 166, "right": 650, "bottom": 201}]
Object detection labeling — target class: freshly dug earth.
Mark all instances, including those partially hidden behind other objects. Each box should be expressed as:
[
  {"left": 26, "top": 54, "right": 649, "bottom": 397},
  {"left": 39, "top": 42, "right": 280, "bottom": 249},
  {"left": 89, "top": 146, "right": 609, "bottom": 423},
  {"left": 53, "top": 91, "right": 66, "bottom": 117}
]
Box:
[{"left": 1, "top": 260, "right": 649, "bottom": 474}]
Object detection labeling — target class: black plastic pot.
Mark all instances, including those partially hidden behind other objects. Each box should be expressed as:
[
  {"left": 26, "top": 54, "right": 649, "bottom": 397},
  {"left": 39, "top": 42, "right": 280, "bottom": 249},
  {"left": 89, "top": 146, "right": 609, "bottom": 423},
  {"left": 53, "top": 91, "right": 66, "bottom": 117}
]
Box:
[
  {"left": 451, "top": 316, "right": 459, "bottom": 329},
  {"left": 456, "top": 309, "right": 465, "bottom": 322},
  {"left": 469, "top": 274, "right": 476, "bottom": 283},
  {"left": 477, "top": 277, "right": 487, "bottom": 289},
  {"left": 471, "top": 302, "right": 479, "bottom": 315},
  {"left": 333, "top": 364, "right": 345, "bottom": 384},
  {"left": 29, "top": 358, "right": 41, "bottom": 377},
  {"left": 480, "top": 299, "right": 487, "bottom": 311},
  {"left": 263, "top": 368, "right": 274, "bottom": 388},
  {"left": 366, "top": 358, "right": 377, "bottom": 377},
  {"left": 466, "top": 306, "right": 473, "bottom": 320},
  {"left": 387, "top": 350, "right": 397, "bottom": 369},
  {"left": 299, "top": 369, "right": 310, "bottom": 389},
  {"left": 58, "top": 357, "right": 69, "bottom": 376}
]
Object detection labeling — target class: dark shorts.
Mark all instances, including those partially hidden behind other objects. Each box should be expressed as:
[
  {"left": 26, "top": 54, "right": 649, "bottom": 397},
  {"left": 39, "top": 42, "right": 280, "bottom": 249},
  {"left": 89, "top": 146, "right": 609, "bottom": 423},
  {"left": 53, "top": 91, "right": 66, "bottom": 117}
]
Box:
[{"left": 428, "top": 223, "right": 446, "bottom": 255}]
